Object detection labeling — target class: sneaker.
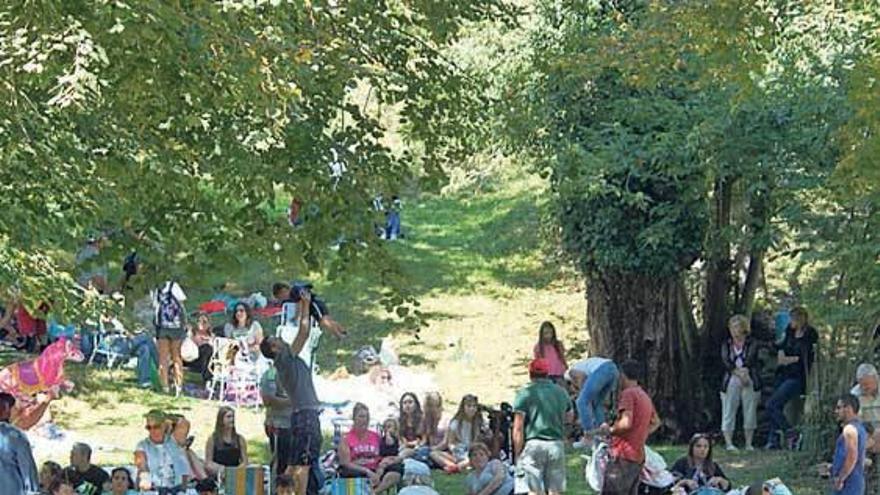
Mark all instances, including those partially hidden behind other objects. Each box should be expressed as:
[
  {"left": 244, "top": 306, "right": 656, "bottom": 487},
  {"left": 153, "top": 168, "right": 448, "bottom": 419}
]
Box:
[
  {"left": 745, "top": 445, "right": 755, "bottom": 451},
  {"left": 725, "top": 444, "right": 738, "bottom": 452},
  {"left": 138, "top": 382, "right": 151, "bottom": 389},
  {"left": 572, "top": 439, "right": 588, "bottom": 449}
]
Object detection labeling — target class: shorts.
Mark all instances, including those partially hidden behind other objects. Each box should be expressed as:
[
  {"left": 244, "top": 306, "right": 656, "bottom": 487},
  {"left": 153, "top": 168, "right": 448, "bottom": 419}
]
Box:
[
  {"left": 266, "top": 425, "right": 293, "bottom": 471},
  {"left": 516, "top": 439, "right": 566, "bottom": 493},
  {"left": 601, "top": 457, "right": 642, "bottom": 495},
  {"left": 290, "top": 409, "right": 322, "bottom": 467},
  {"left": 339, "top": 461, "right": 403, "bottom": 478},
  {"left": 156, "top": 326, "right": 186, "bottom": 341}
]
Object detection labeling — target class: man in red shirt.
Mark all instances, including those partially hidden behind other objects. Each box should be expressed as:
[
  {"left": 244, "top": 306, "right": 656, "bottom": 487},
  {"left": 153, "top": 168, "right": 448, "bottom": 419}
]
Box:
[{"left": 598, "top": 359, "right": 660, "bottom": 495}]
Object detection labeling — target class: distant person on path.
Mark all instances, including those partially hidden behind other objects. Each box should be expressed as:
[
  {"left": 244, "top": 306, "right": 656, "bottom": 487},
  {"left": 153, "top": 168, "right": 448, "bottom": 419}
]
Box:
[
  {"left": 765, "top": 306, "right": 818, "bottom": 449},
  {"left": 260, "top": 291, "right": 322, "bottom": 495},
  {"left": 64, "top": 442, "right": 110, "bottom": 493},
  {"left": 512, "top": 358, "right": 571, "bottom": 495},
  {"left": 599, "top": 360, "right": 660, "bottom": 495},
  {"left": 567, "top": 356, "right": 618, "bottom": 439},
  {"left": 533, "top": 322, "right": 568, "bottom": 383},
  {"left": 831, "top": 394, "right": 867, "bottom": 495},
  {"left": 670, "top": 434, "right": 731, "bottom": 493},
  {"left": 720, "top": 314, "right": 762, "bottom": 451},
  {"left": 0, "top": 392, "right": 38, "bottom": 495}
]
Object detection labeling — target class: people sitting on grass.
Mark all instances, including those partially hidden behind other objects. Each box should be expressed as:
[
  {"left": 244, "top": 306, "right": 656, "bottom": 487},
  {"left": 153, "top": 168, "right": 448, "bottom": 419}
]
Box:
[
  {"left": 465, "top": 442, "right": 514, "bottom": 495},
  {"left": 765, "top": 306, "right": 818, "bottom": 450},
  {"left": 670, "top": 433, "right": 731, "bottom": 494},
  {"left": 567, "top": 355, "right": 618, "bottom": 444},
  {"left": 38, "top": 461, "right": 63, "bottom": 494},
  {"left": 337, "top": 402, "right": 404, "bottom": 493},
  {"left": 185, "top": 313, "right": 215, "bottom": 383},
  {"left": 205, "top": 406, "right": 249, "bottom": 476},
  {"left": 720, "top": 314, "right": 762, "bottom": 451},
  {"left": 108, "top": 467, "right": 137, "bottom": 495},
  {"left": 134, "top": 410, "right": 191, "bottom": 492},
  {"left": 533, "top": 321, "right": 568, "bottom": 383},
  {"left": 223, "top": 302, "right": 263, "bottom": 356},
  {"left": 170, "top": 414, "right": 208, "bottom": 481},
  {"left": 431, "top": 394, "right": 483, "bottom": 474},
  {"left": 64, "top": 442, "right": 110, "bottom": 493},
  {"left": 398, "top": 392, "right": 425, "bottom": 458}
]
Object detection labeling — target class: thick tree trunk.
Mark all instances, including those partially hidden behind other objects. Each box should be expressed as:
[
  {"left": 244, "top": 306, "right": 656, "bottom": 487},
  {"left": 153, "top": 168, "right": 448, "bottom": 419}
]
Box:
[
  {"left": 735, "top": 251, "right": 763, "bottom": 318},
  {"left": 587, "top": 272, "right": 702, "bottom": 440}
]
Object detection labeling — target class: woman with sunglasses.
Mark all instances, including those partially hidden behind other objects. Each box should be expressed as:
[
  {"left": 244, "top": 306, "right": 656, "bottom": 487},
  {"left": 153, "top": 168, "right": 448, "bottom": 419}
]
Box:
[
  {"left": 223, "top": 302, "right": 263, "bottom": 356},
  {"left": 133, "top": 410, "right": 192, "bottom": 494},
  {"left": 670, "top": 434, "right": 731, "bottom": 494}
]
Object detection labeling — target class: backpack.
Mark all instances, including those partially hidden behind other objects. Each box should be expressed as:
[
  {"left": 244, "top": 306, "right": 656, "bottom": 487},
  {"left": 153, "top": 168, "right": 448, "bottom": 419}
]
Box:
[{"left": 155, "top": 282, "right": 183, "bottom": 329}]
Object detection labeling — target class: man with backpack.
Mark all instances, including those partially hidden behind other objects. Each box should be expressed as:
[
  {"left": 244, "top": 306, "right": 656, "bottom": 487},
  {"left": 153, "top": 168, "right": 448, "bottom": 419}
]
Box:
[{"left": 153, "top": 280, "right": 187, "bottom": 394}]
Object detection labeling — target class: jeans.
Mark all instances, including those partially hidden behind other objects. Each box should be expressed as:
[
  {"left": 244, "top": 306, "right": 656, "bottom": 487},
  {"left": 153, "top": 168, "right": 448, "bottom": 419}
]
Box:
[
  {"left": 385, "top": 211, "right": 401, "bottom": 239},
  {"left": 577, "top": 361, "right": 619, "bottom": 431},
  {"left": 766, "top": 377, "right": 804, "bottom": 444},
  {"left": 80, "top": 331, "right": 157, "bottom": 386}
]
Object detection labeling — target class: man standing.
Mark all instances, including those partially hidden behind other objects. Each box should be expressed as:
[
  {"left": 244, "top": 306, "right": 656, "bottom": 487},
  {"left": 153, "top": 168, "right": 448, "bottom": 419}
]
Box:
[
  {"left": 599, "top": 360, "right": 660, "bottom": 495},
  {"left": 512, "top": 358, "right": 572, "bottom": 495},
  {"left": 0, "top": 392, "right": 39, "bottom": 495},
  {"left": 850, "top": 364, "right": 880, "bottom": 445},
  {"left": 831, "top": 394, "right": 867, "bottom": 495},
  {"left": 260, "top": 291, "right": 322, "bottom": 495},
  {"left": 260, "top": 360, "right": 293, "bottom": 482},
  {"left": 64, "top": 442, "right": 110, "bottom": 494}
]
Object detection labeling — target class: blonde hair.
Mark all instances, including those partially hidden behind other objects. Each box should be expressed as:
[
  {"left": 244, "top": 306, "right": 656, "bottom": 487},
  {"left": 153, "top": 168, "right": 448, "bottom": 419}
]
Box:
[{"left": 728, "top": 314, "right": 750, "bottom": 335}]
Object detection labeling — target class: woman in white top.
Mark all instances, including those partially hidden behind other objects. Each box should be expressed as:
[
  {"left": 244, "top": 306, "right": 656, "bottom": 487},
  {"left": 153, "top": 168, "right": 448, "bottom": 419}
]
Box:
[{"left": 223, "top": 302, "right": 263, "bottom": 356}]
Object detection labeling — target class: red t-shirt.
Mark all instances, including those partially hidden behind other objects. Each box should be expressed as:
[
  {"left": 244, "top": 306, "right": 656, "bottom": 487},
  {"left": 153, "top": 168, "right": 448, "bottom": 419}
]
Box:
[{"left": 610, "top": 385, "right": 655, "bottom": 464}]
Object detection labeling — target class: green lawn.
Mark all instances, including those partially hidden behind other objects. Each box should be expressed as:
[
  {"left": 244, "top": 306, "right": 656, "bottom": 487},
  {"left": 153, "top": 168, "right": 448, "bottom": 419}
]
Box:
[{"left": 3, "top": 177, "right": 828, "bottom": 493}]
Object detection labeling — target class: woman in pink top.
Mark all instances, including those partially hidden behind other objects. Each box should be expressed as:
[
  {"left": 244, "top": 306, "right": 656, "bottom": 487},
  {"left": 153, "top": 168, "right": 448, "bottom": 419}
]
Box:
[
  {"left": 533, "top": 321, "right": 568, "bottom": 381},
  {"left": 338, "top": 403, "right": 403, "bottom": 493}
]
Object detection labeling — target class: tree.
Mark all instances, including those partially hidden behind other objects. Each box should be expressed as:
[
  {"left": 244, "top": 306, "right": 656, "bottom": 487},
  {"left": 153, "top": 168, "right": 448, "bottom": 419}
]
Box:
[
  {"left": 0, "top": 0, "right": 513, "bottom": 318},
  {"left": 507, "top": 0, "right": 873, "bottom": 436}
]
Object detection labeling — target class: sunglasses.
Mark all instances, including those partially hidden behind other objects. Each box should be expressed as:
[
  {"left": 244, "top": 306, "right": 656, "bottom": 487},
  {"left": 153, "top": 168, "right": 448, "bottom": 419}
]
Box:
[{"left": 146, "top": 424, "right": 164, "bottom": 431}]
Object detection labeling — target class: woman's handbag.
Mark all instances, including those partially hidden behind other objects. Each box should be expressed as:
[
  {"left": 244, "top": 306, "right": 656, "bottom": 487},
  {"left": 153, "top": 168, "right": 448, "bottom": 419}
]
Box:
[{"left": 181, "top": 333, "right": 199, "bottom": 363}]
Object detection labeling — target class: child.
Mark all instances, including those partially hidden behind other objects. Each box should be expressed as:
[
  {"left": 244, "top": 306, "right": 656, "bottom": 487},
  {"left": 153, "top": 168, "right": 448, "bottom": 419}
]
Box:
[
  {"left": 381, "top": 418, "right": 401, "bottom": 457},
  {"left": 430, "top": 394, "right": 483, "bottom": 474},
  {"left": 533, "top": 321, "right": 568, "bottom": 382}
]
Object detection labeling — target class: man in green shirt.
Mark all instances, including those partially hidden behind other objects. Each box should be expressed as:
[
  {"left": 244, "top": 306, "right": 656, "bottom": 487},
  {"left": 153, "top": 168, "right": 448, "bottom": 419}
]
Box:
[{"left": 513, "top": 358, "right": 572, "bottom": 495}]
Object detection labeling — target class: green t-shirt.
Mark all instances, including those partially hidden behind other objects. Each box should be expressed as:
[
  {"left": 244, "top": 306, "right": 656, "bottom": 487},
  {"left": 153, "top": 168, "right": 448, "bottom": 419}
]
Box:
[{"left": 513, "top": 379, "right": 571, "bottom": 441}]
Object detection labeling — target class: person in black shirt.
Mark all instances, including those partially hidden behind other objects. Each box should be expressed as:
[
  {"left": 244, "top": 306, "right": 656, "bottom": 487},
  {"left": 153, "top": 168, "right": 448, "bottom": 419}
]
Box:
[
  {"left": 670, "top": 433, "right": 731, "bottom": 493},
  {"left": 764, "top": 306, "right": 818, "bottom": 449},
  {"left": 64, "top": 442, "right": 110, "bottom": 493}
]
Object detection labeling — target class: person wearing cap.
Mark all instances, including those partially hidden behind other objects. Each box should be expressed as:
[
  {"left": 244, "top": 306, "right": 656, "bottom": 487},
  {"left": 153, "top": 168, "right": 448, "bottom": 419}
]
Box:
[
  {"left": 512, "top": 358, "right": 572, "bottom": 495},
  {"left": 133, "top": 410, "right": 191, "bottom": 494},
  {"left": 851, "top": 363, "right": 880, "bottom": 445},
  {"left": 566, "top": 355, "right": 618, "bottom": 440},
  {"left": 0, "top": 391, "right": 39, "bottom": 495}
]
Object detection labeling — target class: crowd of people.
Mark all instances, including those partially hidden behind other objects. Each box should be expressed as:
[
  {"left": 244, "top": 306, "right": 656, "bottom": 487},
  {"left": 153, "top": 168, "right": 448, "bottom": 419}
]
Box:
[{"left": 0, "top": 262, "right": 874, "bottom": 495}]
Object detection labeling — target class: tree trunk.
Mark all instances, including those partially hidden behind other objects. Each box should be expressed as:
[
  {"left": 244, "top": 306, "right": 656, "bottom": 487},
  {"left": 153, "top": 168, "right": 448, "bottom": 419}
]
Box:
[
  {"left": 703, "top": 178, "right": 733, "bottom": 395},
  {"left": 587, "top": 272, "right": 703, "bottom": 440},
  {"left": 735, "top": 251, "right": 763, "bottom": 318}
]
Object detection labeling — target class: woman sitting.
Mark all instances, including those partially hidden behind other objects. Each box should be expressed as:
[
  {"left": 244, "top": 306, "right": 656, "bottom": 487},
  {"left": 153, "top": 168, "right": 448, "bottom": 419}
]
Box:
[
  {"left": 397, "top": 392, "right": 424, "bottom": 458},
  {"left": 185, "top": 313, "right": 214, "bottom": 382},
  {"left": 107, "top": 467, "right": 137, "bottom": 495},
  {"left": 222, "top": 303, "right": 263, "bottom": 356},
  {"left": 431, "top": 394, "right": 483, "bottom": 473},
  {"left": 670, "top": 434, "right": 731, "bottom": 494},
  {"left": 464, "top": 442, "right": 514, "bottom": 495},
  {"left": 338, "top": 402, "right": 403, "bottom": 493},
  {"left": 205, "top": 406, "right": 249, "bottom": 476},
  {"left": 134, "top": 410, "right": 191, "bottom": 492}
]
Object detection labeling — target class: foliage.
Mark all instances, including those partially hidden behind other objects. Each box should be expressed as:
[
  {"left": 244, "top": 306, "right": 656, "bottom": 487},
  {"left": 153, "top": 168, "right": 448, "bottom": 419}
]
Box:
[{"left": 0, "top": 0, "right": 514, "bottom": 318}]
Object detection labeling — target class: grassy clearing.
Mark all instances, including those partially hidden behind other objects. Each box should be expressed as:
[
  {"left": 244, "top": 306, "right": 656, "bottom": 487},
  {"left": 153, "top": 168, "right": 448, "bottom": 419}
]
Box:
[{"left": 3, "top": 176, "right": 827, "bottom": 492}]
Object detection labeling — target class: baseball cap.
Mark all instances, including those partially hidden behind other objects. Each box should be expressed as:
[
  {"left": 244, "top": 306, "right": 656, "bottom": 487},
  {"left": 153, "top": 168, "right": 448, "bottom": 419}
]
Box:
[{"left": 529, "top": 358, "right": 550, "bottom": 376}]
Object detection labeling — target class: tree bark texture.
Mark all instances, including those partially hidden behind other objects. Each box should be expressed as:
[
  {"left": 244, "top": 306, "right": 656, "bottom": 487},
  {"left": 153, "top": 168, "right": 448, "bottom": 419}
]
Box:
[{"left": 586, "top": 272, "right": 703, "bottom": 440}]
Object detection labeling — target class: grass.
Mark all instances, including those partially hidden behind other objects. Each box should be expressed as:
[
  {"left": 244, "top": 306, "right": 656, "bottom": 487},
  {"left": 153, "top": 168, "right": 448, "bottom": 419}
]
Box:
[{"left": 3, "top": 175, "right": 828, "bottom": 493}]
